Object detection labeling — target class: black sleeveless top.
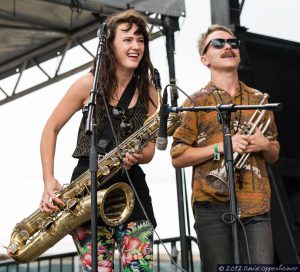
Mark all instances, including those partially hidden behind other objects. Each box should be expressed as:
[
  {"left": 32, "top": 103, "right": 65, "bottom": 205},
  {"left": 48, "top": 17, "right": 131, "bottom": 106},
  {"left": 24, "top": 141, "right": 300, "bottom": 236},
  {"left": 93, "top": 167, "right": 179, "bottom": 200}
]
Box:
[
  {"left": 72, "top": 95, "right": 148, "bottom": 158},
  {"left": 71, "top": 95, "right": 157, "bottom": 228}
]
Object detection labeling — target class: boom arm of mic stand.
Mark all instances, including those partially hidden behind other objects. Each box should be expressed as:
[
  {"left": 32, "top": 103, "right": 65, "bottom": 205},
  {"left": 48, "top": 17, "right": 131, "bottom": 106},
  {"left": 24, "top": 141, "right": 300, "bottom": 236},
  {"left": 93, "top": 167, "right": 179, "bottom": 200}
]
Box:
[{"left": 169, "top": 103, "right": 283, "bottom": 113}]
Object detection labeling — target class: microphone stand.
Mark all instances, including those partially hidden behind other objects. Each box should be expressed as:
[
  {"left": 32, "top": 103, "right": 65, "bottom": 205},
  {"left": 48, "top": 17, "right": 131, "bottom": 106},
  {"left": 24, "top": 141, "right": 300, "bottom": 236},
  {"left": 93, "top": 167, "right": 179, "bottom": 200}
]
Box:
[
  {"left": 170, "top": 102, "right": 282, "bottom": 264},
  {"left": 85, "top": 23, "right": 109, "bottom": 272}
]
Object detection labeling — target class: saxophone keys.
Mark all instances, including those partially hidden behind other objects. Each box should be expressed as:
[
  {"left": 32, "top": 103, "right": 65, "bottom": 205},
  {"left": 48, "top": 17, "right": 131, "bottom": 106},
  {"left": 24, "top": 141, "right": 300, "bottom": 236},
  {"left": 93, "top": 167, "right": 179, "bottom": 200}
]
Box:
[
  {"left": 110, "top": 157, "right": 120, "bottom": 166},
  {"left": 67, "top": 198, "right": 78, "bottom": 210},
  {"left": 132, "top": 139, "right": 141, "bottom": 151},
  {"left": 65, "top": 198, "right": 80, "bottom": 216},
  {"left": 43, "top": 218, "right": 54, "bottom": 231},
  {"left": 75, "top": 187, "right": 86, "bottom": 197},
  {"left": 7, "top": 243, "right": 18, "bottom": 254},
  {"left": 98, "top": 165, "right": 110, "bottom": 175},
  {"left": 142, "top": 133, "right": 150, "bottom": 141},
  {"left": 19, "top": 230, "right": 30, "bottom": 241},
  {"left": 34, "top": 218, "right": 44, "bottom": 229}
]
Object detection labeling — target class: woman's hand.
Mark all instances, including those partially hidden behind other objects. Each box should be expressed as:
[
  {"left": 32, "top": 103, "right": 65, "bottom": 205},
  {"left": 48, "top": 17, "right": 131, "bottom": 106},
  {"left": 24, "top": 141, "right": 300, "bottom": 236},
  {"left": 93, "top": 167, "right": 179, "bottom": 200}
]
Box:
[
  {"left": 40, "top": 177, "right": 64, "bottom": 213},
  {"left": 123, "top": 152, "right": 143, "bottom": 169}
]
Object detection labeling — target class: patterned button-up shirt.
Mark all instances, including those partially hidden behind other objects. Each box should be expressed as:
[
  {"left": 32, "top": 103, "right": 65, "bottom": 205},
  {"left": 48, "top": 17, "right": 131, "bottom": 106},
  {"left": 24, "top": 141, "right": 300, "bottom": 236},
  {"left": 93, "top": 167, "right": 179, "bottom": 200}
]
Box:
[{"left": 171, "top": 81, "right": 278, "bottom": 217}]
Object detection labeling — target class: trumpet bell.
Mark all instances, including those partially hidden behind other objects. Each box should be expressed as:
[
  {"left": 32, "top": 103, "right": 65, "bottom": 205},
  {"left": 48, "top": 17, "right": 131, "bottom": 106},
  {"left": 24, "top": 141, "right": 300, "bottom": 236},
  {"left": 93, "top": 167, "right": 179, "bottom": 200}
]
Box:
[{"left": 206, "top": 172, "right": 229, "bottom": 194}]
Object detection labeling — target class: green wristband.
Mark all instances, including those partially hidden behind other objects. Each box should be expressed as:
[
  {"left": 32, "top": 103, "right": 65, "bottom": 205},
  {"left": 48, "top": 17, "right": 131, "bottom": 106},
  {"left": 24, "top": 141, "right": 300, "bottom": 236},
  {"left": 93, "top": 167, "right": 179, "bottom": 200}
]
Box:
[{"left": 213, "top": 143, "right": 220, "bottom": 161}]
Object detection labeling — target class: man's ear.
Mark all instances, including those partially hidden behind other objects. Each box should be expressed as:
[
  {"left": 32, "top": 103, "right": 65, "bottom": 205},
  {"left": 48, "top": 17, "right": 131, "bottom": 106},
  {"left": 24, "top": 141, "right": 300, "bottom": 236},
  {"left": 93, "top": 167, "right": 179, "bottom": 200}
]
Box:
[{"left": 201, "top": 55, "right": 210, "bottom": 67}]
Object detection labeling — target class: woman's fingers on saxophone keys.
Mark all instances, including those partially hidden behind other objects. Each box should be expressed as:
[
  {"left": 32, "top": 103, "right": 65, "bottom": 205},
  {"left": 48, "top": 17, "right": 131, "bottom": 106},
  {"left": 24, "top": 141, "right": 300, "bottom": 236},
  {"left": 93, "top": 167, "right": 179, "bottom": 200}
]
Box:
[
  {"left": 40, "top": 195, "right": 64, "bottom": 212},
  {"left": 124, "top": 156, "right": 133, "bottom": 169},
  {"left": 52, "top": 194, "right": 65, "bottom": 207},
  {"left": 124, "top": 153, "right": 140, "bottom": 169},
  {"left": 40, "top": 198, "right": 54, "bottom": 212},
  {"left": 39, "top": 200, "right": 44, "bottom": 211}
]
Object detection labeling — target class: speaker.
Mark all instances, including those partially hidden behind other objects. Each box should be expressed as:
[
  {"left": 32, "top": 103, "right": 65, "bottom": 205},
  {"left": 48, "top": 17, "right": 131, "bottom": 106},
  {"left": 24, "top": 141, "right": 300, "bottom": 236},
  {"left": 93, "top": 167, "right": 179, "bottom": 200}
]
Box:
[{"left": 268, "top": 165, "right": 300, "bottom": 264}]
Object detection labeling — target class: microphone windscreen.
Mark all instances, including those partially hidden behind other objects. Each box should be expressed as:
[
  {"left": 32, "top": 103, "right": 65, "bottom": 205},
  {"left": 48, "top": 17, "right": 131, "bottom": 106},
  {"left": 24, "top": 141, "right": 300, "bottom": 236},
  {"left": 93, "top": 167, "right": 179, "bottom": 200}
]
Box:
[{"left": 156, "top": 137, "right": 168, "bottom": 151}]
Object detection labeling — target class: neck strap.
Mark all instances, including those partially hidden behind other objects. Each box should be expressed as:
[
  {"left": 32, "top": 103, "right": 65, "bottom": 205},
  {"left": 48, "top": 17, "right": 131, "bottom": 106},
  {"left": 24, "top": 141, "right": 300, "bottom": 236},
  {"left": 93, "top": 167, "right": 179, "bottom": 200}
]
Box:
[
  {"left": 96, "top": 75, "right": 138, "bottom": 154},
  {"left": 116, "top": 75, "right": 137, "bottom": 109}
]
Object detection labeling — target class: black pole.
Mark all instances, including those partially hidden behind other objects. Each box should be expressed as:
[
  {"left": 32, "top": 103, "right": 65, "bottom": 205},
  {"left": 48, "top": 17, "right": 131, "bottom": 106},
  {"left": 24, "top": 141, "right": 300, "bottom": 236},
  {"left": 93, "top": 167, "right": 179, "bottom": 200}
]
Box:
[
  {"left": 85, "top": 23, "right": 109, "bottom": 272},
  {"left": 89, "top": 125, "right": 99, "bottom": 271},
  {"left": 220, "top": 110, "right": 240, "bottom": 264},
  {"left": 163, "top": 15, "right": 189, "bottom": 271}
]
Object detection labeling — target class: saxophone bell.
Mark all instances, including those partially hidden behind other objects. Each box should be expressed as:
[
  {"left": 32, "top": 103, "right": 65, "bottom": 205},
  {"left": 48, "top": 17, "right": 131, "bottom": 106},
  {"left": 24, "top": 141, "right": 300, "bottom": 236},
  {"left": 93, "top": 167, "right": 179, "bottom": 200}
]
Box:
[{"left": 99, "top": 182, "right": 135, "bottom": 226}]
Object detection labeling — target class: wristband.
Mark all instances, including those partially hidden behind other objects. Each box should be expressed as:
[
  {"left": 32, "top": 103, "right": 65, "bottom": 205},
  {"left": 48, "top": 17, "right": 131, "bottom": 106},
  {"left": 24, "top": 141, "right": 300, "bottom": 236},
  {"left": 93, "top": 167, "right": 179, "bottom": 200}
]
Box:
[{"left": 213, "top": 143, "right": 220, "bottom": 161}]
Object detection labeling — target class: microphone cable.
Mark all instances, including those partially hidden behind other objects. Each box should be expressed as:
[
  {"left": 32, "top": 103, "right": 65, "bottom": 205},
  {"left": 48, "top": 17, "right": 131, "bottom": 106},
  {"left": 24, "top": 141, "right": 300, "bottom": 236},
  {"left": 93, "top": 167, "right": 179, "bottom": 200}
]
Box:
[
  {"left": 221, "top": 212, "right": 252, "bottom": 264},
  {"left": 162, "top": 83, "right": 198, "bottom": 107}
]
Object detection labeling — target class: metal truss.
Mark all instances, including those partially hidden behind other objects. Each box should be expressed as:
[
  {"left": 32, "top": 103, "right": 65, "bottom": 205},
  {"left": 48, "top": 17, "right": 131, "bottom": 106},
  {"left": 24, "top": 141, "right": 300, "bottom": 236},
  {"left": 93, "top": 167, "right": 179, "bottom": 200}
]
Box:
[{"left": 0, "top": 1, "right": 169, "bottom": 106}]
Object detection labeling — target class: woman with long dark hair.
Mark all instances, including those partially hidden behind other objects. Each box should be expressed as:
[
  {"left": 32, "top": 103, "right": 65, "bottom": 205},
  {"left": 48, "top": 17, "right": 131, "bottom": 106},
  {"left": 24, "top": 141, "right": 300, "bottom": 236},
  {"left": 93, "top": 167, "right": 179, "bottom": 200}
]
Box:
[{"left": 39, "top": 9, "right": 158, "bottom": 271}]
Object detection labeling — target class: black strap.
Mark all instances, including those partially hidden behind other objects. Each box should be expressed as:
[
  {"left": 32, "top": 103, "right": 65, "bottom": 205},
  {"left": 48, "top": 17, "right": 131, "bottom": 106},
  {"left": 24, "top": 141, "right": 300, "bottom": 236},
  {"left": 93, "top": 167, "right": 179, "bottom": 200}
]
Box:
[
  {"left": 116, "top": 76, "right": 137, "bottom": 108},
  {"left": 96, "top": 76, "right": 137, "bottom": 154}
]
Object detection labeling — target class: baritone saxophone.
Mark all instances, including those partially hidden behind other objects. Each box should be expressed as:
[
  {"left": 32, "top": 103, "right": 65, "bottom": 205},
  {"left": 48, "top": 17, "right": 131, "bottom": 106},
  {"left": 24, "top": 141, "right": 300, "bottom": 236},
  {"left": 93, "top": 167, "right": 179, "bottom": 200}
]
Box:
[{"left": 7, "top": 77, "right": 182, "bottom": 263}]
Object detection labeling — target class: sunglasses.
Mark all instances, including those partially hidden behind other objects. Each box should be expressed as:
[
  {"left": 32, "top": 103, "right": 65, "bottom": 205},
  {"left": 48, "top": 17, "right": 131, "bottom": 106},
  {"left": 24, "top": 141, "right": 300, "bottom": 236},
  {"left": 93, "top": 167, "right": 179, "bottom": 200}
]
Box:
[
  {"left": 202, "top": 38, "right": 240, "bottom": 55},
  {"left": 112, "top": 106, "right": 132, "bottom": 136}
]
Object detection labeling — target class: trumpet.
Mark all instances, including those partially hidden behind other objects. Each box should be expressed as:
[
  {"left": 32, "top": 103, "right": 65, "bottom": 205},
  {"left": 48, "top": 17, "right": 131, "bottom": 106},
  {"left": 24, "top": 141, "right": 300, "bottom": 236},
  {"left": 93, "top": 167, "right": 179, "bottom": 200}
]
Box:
[{"left": 206, "top": 93, "right": 271, "bottom": 193}]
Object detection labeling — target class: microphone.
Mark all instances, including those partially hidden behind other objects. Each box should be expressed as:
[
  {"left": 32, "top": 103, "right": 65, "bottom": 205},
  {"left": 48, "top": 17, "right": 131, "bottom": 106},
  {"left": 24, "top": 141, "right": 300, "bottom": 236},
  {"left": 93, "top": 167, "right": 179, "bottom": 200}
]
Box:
[
  {"left": 156, "top": 86, "right": 169, "bottom": 150},
  {"left": 97, "top": 23, "right": 109, "bottom": 39}
]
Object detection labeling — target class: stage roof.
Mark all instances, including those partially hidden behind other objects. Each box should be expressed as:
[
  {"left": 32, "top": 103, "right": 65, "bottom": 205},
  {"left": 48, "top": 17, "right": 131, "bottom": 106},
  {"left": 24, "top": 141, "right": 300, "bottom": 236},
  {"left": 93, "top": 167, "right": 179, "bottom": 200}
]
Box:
[{"left": 0, "top": 0, "right": 185, "bottom": 104}]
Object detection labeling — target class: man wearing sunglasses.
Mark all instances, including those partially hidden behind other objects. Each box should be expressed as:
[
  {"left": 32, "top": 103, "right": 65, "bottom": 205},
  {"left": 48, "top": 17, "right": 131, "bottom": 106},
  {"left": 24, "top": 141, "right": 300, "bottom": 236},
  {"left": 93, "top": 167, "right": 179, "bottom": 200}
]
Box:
[{"left": 171, "top": 25, "right": 280, "bottom": 270}]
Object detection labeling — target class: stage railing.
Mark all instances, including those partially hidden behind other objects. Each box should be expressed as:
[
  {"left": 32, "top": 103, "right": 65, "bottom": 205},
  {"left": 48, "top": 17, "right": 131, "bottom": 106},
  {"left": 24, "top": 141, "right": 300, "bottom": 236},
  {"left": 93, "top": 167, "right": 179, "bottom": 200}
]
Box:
[{"left": 0, "top": 236, "right": 200, "bottom": 272}]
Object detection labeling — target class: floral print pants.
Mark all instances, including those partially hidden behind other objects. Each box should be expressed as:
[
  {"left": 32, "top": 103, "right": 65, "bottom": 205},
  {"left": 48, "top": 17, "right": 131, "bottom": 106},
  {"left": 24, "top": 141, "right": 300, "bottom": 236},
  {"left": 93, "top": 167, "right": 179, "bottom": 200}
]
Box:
[{"left": 71, "top": 220, "right": 154, "bottom": 272}]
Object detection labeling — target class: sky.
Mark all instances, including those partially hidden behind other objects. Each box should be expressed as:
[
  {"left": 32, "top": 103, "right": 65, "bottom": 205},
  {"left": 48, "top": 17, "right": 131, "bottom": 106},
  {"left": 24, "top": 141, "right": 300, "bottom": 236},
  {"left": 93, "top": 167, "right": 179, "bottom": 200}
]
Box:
[{"left": 1, "top": 0, "right": 300, "bottom": 259}]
